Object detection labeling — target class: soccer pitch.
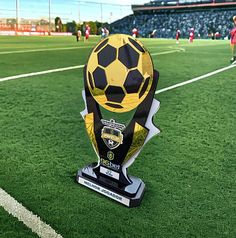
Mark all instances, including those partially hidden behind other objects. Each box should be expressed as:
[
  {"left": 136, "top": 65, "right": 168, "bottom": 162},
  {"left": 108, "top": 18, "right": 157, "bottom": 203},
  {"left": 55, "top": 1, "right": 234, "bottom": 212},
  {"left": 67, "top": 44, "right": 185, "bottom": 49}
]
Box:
[{"left": 0, "top": 36, "right": 235, "bottom": 238}]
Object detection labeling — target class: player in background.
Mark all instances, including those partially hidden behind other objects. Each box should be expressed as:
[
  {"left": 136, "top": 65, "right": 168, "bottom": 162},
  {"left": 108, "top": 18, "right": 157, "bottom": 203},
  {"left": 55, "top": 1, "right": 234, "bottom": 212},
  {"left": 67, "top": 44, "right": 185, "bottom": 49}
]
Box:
[
  {"left": 149, "top": 29, "right": 157, "bottom": 38},
  {"left": 76, "top": 29, "right": 81, "bottom": 42},
  {"left": 101, "top": 27, "right": 106, "bottom": 39},
  {"left": 230, "top": 16, "right": 236, "bottom": 64},
  {"left": 176, "top": 29, "right": 180, "bottom": 44},
  {"left": 105, "top": 27, "right": 109, "bottom": 37},
  {"left": 101, "top": 27, "right": 109, "bottom": 40},
  {"left": 132, "top": 27, "right": 138, "bottom": 38},
  {"left": 84, "top": 24, "right": 90, "bottom": 42},
  {"left": 189, "top": 28, "right": 194, "bottom": 43}
]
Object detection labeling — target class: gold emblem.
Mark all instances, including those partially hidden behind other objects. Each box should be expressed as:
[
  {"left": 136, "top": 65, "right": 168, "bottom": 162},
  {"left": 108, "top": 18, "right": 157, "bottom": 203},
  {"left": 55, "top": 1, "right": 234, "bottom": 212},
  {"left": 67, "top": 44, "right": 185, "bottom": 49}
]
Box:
[
  {"left": 101, "top": 119, "right": 125, "bottom": 150},
  {"left": 107, "top": 151, "right": 114, "bottom": 161}
]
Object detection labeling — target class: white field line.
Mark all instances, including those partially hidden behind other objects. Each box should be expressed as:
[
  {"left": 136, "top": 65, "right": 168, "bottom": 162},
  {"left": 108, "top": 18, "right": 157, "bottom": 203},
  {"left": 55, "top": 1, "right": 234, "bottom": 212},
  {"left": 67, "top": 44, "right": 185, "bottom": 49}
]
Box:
[
  {"left": 0, "top": 39, "right": 221, "bottom": 55},
  {"left": 0, "top": 47, "right": 235, "bottom": 237},
  {"left": 0, "top": 46, "right": 92, "bottom": 55},
  {"left": 0, "top": 46, "right": 181, "bottom": 56},
  {"left": 168, "top": 46, "right": 186, "bottom": 51},
  {"left": 151, "top": 49, "right": 181, "bottom": 56},
  {"left": 180, "top": 42, "right": 227, "bottom": 48},
  {"left": 151, "top": 47, "right": 185, "bottom": 56},
  {"left": 0, "top": 51, "right": 235, "bottom": 93},
  {"left": 155, "top": 64, "right": 236, "bottom": 94},
  {"left": 0, "top": 49, "right": 184, "bottom": 83},
  {"left": 0, "top": 65, "right": 84, "bottom": 82},
  {"left": 146, "top": 41, "right": 226, "bottom": 48},
  {"left": 0, "top": 188, "right": 63, "bottom": 238}
]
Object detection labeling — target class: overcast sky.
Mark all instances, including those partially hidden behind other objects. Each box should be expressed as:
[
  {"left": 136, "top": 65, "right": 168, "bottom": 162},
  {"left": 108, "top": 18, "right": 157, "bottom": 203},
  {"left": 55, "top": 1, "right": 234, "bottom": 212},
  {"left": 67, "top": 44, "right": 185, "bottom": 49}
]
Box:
[{"left": 0, "top": 0, "right": 149, "bottom": 23}]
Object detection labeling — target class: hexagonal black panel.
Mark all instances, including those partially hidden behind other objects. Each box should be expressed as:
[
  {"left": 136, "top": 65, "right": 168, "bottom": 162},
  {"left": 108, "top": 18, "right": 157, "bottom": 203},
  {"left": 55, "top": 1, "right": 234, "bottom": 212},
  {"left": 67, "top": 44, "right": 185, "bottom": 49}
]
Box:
[
  {"left": 98, "top": 44, "right": 117, "bottom": 67},
  {"left": 105, "top": 86, "right": 125, "bottom": 103},
  {"left": 124, "top": 69, "right": 144, "bottom": 94},
  {"left": 118, "top": 44, "right": 139, "bottom": 69},
  {"left": 128, "top": 37, "right": 145, "bottom": 53},
  {"left": 92, "top": 67, "right": 107, "bottom": 90},
  {"left": 94, "top": 38, "right": 109, "bottom": 53},
  {"left": 139, "top": 77, "right": 150, "bottom": 98}
]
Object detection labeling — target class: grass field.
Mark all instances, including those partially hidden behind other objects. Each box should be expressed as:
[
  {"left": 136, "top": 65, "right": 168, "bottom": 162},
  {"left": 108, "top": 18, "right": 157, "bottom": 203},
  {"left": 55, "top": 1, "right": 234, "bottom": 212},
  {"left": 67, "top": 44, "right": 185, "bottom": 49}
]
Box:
[{"left": 0, "top": 35, "right": 235, "bottom": 238}]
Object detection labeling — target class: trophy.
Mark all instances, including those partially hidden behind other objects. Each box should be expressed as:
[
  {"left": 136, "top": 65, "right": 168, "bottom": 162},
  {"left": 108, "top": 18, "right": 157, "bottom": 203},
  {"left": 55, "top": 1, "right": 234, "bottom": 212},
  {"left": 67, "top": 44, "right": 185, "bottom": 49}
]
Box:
[{"left": 76, "top": 34, "right": 160, "bottom": 207}]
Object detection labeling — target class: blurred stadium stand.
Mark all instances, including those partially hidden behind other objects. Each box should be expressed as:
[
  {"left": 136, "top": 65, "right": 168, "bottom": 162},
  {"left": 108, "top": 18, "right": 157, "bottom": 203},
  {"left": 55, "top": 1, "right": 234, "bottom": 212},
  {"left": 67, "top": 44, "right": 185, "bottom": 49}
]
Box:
[{"left": 111, "top": 0, "right": 236, "bottom": 39}]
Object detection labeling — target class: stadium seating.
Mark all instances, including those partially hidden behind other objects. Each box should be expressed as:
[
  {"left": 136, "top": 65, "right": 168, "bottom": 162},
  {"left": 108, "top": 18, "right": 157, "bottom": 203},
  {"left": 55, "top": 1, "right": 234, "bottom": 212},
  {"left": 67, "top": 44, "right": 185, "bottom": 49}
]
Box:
[{"left": 111, "top": 9, "right": 236, "bottom": 38}]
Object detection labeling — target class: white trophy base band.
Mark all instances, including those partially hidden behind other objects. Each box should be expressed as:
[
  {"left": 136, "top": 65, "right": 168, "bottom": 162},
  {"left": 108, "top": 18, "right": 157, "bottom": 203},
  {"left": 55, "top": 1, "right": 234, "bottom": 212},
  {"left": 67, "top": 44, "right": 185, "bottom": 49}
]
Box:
[{"left": 78, "top": 176, "right": 130, "bottom": 207}]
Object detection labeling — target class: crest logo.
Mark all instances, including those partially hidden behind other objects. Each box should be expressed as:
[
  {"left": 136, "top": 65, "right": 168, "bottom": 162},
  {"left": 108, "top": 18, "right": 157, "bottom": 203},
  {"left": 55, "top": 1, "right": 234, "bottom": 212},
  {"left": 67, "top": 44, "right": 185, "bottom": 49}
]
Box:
[
  {"left": 101, "top": 119, "right": 125, "bottom": 150},
  {"left": 107, "top": 151, "right": 114, "bottom": 160}
]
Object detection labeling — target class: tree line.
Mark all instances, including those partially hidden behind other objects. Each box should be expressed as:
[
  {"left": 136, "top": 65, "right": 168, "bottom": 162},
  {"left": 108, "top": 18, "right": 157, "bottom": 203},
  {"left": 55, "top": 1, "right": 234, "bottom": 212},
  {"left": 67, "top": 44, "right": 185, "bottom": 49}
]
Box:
[{"left": 55, "top": 17, "right": 109, "bottom": 35}]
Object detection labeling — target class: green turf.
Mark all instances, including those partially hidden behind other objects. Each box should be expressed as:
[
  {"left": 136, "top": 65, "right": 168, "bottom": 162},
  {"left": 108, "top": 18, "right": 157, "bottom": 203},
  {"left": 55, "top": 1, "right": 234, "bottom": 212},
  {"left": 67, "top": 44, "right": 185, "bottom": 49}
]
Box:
[
  {"left": 0, "top": 208, "right": 38, "bottom": 238},
  {"left": 0, "top": 36, "right": 235, "bottom": 238}
]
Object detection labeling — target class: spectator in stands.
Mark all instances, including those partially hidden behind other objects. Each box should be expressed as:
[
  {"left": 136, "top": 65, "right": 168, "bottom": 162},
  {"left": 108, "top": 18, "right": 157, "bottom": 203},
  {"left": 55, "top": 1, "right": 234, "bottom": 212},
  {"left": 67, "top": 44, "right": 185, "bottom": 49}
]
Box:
[{"left": 111, "top": 9, "right": 236, "bottom": 40}]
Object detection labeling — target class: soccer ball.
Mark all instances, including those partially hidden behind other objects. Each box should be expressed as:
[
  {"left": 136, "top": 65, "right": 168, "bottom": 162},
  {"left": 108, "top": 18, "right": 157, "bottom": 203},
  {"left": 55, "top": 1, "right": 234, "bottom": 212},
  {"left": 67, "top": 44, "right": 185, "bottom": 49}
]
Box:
[{"left": 86, "top": 34, "right": 154, "bottom": 113}]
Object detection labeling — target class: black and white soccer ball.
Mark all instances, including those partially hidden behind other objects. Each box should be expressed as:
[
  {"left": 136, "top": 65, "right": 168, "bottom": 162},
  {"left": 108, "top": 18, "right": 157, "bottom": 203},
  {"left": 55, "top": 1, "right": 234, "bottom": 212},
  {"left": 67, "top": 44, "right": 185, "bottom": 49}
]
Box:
[{"left": 86, "top": 34, "right": 154, "bottom": 113}]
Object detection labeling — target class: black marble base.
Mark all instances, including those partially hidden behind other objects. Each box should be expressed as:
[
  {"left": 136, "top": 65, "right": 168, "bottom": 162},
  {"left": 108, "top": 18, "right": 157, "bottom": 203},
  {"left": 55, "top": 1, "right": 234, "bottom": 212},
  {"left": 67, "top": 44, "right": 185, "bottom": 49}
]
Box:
[{"left": 76, "top": 163, "right": 145, "bottom": 207}]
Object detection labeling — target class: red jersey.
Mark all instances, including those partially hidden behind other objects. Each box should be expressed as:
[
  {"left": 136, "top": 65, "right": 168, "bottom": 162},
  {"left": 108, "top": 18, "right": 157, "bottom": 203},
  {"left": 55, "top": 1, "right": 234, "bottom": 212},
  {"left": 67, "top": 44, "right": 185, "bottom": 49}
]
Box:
[
  {"left": 85, "top": 26, "right": 90, "bottom": 39},
  {"left": 176, "top": 30, "right": 180, "bottom": 40},
  {"left": 132, "top": 28, "right": 138, "bottom": 36},
  {"left": 231, "top": 27, "right": 236, "bottom": 44}
]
